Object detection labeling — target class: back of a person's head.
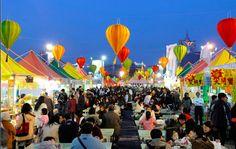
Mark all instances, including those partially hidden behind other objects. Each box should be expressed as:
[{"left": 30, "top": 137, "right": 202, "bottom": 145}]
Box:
[
  {"left": 21, "top": 103, "right": 32, "bottom": 114},
  {"left": 218, "top": 93, "right": 226, "bottom": 100},
  {"left": 86, "top": 117, "right": 95, "bottom": 124},
  {"left": 146, "top": 111, "right": 151, "bottom": 120},
  {"left": 64, "top": 113, "right": 71, "bottom": 120},
  {"left": 43, "top": 136, "right": 55, "bottom": 141},
  {"left": 75, "top": 110, "right": 83, "bottom": 117},
  {"left": 178, "top": 114, "right": 186, "bottom": 121},
  {"left": 211, "top": 95, "right": 217, "bottom": 101},
  {"left": 61, "top": 89, "right": 65, "bottom": 92},
  {"left": 41, "top": 108, "right": 48, "bottom": 115},
  {"left": 150, "top": 129, "right": 162, "bottom": 139},
  {"left": 195, "top": 125, "right": 204, "bottom": 138},
  {"left": 108, "top": 104, "right": 115, "bottom": 111},
  {"left": 80, "top": 122, "right": 93, "bottom": 134},
  {"left": 89, "top": 107, "right": 96, "bottom": 114}
]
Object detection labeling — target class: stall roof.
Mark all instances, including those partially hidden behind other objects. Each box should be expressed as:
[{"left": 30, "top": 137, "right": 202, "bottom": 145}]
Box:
[
  {"left": 178, "top": 62, "right": 193, "bottom": 77},
  {"left": 209, "top": 49, "right": 236, "bottom": 67},
  {"left": 49, "top": 60, "right": 75, "bottom": 79},
  {"left": 19, "top": 51, "right": 62, "bottom": 79},
  {"left": 1, "top": 50, "right": 35, "bottom": 80},
  {"left": 188, "top": 60, "right": 208, "bottom": 74},
  {"left": 63, "top": 63, "right": 84, "bottom": 80}
]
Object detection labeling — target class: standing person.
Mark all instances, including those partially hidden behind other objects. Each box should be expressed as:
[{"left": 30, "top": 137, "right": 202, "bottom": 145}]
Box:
[
  {"left": 211, "top": 93, "right": 230, "bottom": 146},
  {"left": 58, "top": 113, "right": 79, "bottom": 143},
  {"left": 67, "top": 95, "right": 76, "bottom": 121},
  {"left": 57, "top": 89, "right": 68, "bottom": 115},
  {"left": 44, "top": 93, "right": 54, "bottom": 121},
  {"left": 144, "top": 91, "right": 152, "bottom": 105},
  {"left": 1, "top": 112, "right": 16, "bottom": 149},
  {"left": 182, "top": 92, "right": 192, "bottom": 113},
  {"left": 34, "top": 96, "right": 48, "bottom": 128},
  {"left": 230, "top": 103, "right": 236, "bottom": 149},
  {"left": 15, "top": 103, "right": 35, "bottom": 149},
  {"left": 77, "top": 91, "right": 85, "bottom": 113},
  {"left": 193, "top": 92, "right": 204, "bottom": 125},
  {"left": 41, "top": 114, "right": 61, "bottom": 143}
]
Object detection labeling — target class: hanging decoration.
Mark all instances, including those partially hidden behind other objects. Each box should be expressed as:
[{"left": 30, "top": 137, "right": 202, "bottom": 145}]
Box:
[
  {"left": 176, "top": 66, "right": 183, "bottom": 76},
  {"left": 89, "top": 65, "right": 97, "bottom": 74},
  {"left": 123, "top": 58, "right": 132, "bottom": 70},
  {"left": 118, "top": 46, "right": 130, "bottom": 63},
  {"left": 106, "top": 24, "right": 130, "bottom": 54},
  {"left": 0, "top": 20, "right": 21, "bottom": 62},
  {"left": 152, "top": 65, "right": 159, "bottom": 73},
  {"left": 174, "top": 45, "right": 187, "bottom": 63},
  {"left": 76, "top": 57, "right": 86, "bottom": 68},
  {"left": 52, "top": 44, "right": 65, "bottom": 67},
  {"left": 217, "top": 18, "right": 236, "bottom": 49},
  {"left": 159, "top": 57, "right": 169, "bottom": 69}
]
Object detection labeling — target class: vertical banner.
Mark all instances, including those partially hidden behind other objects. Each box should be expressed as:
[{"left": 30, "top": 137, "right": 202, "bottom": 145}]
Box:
[
  {"left": 232, "top": 88, "right": 236, "bottom": 102},
  {"left": 203, "top": 85, "right": 209, "bottom": 102}
]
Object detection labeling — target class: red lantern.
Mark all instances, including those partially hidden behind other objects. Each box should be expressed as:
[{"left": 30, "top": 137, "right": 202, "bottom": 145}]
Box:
[
  {"left": 104, "top": 71, "right": 109, "bottom": 77},
  {"left": 138, "top": 75, "right": 142, "bottom": 80},
  {"left": 152, "top": 65, "right": 159, "bottom": 73},
  {"left": 76, "top": 57, "right": 86, "bottom": 68},
  {"left": 217, "top": 18, "right": 236, "bottom": 48},
  {"left": 118, "top": 47, "right": 130, "bottom": 63}
]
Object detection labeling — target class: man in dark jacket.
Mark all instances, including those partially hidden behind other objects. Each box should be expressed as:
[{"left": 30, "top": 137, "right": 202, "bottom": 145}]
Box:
[
  {"left": 57, "top": 89, "right": 68, "bottom": 114},
  {"left": 59, "top": 113, "right": 79, "bottom": 143},
  {"left": 211, "top": 93, "right": 230, "bottom": 145}
]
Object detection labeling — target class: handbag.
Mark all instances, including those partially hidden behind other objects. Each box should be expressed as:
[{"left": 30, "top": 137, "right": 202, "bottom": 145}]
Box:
[
  {"left": 78, "top": 137, "right": 87, "bottom": 149},
  {"left": 16, "top": 114, "right": 29, "bottom": 137}
]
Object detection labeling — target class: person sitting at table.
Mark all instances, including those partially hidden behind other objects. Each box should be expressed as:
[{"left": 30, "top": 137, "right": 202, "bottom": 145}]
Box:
[
  {"left": 139, "top": 105, "right": 156, "bottom": 122},
  {"left": 135, "top": 100, "right": 144, "bottom": 113},
  {"left": 86, "top": 117, "right": 103, "bottom": 140},
  {"left": 58, "top": 113, "right": 79, "bottom": 143},
  {"left": 139, "top": 111, "right": 157, "bottom": 130},
  {"left": 192, "top": 125, "right": 214, "bottom": 149},
  {"left": 97, "top": 103, "right": 107, "bottom": 119},
  {"left": 145, "top": 129, "right": 170, "bottom": 149},
  {"left": 71, "top": 122, "right": 106, "bottom": 149},
  {"left": 102, "top": 104, "right": 121, "bottom": 143},
  {"left": 203, "top": 121, "right": 220, "bottom": 141},
  {"left": 86, "top": 107, "right": 101, "bottom": 126},
  {"left": 176, "top": 114, "right": 195, "bottom": 139}
]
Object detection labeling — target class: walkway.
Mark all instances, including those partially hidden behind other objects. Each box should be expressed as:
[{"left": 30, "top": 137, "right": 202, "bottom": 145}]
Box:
[{"left": 116, "top": 107, "right": 141, "bottom": 149}]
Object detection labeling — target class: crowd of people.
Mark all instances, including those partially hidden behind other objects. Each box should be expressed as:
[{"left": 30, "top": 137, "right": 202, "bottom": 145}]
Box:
[{"left": 0, "top": 85, "right": 236, "bottom": 149}]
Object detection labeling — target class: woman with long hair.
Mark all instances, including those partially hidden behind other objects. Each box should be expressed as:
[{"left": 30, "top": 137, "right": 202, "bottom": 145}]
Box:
[
  {"left": 139, "top": 111, "right": 157, "bottom": 130},
  {"left": 15, "top": 103, "right": 35, "bottom": 149},
  {"left": 41, "top": 114, "right": 60, "bottom": 143},
  {"left": 34, "top": 96, "right": 47, "bottom": 128}
]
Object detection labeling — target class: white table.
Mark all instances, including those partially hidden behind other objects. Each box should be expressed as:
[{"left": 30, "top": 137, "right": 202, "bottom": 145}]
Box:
[{"left": 101, "top": 128, "right": 114, "bottom": 142}]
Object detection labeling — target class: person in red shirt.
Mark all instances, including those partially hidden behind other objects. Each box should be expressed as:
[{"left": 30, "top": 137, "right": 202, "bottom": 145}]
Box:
[{"left": 67, "top": 95, "right": 77, "bottom": 121}]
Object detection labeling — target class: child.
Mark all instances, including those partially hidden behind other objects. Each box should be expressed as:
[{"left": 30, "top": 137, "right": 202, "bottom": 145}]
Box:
[
  {"left": 38, "top": 108, "right": 49, "bottom": 127},
  {"left": 36, "top": 108, "right": 49, "bottom": 142}
]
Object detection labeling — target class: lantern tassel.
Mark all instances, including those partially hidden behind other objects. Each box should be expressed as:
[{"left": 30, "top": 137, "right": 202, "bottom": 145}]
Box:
[{"left": 6, "top": 54, "right": 9, "bottom": 62}]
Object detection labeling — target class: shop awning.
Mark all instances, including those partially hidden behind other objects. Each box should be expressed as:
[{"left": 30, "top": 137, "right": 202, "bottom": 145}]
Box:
[
  {"left": 49, "top": 60, "right": 75, "bottom": 79},
  {"left": 19, "top": 51, "right": 62, "bottom": 79},
  {"left": 1, "top": 50, "right": 35, "bottom": 80},
  {"left": 178, "top": 62, "right": 193, "bottom": 77},
  {"left": 188, "top": 60, "right": 208, "bottom": 74},
  {"left": 209, "top": 49, "right": 236, "bottom": 67},
  {"left": 63, "top": 63, "right": 85, "bottom": 80}
]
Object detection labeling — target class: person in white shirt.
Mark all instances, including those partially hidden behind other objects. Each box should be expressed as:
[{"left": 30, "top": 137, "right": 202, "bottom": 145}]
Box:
[
  {"left": 193, "top": 92, "right": 204, "bottom": 125},
  {"left": 144, "top": 92, "right": 152, "bottom": 105}
]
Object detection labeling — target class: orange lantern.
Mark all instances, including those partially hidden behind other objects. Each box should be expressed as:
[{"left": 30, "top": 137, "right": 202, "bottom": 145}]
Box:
[
  {"left": 52, "top": 44, "right": 65, "bottom": 66},
  {"left": 159, "top": 57, "right": 169, "bottom": 69},
  {"left": 106, "top": 24, "right": 130, "bottom": 55}
]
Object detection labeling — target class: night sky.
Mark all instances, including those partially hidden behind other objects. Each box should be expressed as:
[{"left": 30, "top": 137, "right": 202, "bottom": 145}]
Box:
[{"left": 2, "top": 0, "right": 236, "bottom": 65}]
